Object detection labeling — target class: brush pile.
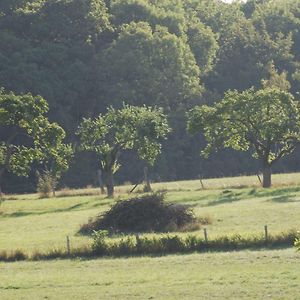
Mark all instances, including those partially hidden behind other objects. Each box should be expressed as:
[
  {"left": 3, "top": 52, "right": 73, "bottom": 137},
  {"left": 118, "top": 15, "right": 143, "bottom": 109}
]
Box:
[{"left": 80, "top": 193, "right": 199, "bottom": 234}]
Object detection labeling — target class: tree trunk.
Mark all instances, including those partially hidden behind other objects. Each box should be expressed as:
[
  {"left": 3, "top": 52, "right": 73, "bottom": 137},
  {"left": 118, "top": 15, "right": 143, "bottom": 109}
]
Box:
[
  {"left": 262, "top": 164, "right": 272, "bottom": 188},
  {"left": 0, "top": 167, "right": 4, "bottom": 197},
  {"left": 104, "top": 169, "right": 114, "bottom": 198},
  {"left": 97, "top": 169, "right": 106, "bottom": 194},
  {"left": 143, "top": 166, "right": 152, "bottom": 192}
]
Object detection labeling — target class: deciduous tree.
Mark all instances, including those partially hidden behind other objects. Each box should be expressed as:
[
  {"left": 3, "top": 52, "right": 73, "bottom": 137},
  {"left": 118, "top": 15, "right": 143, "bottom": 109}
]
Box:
[
  {"left": 0, "top": 89, "right": 72, "bottom": 194},
  {"left": 187, "top": 88, "right": 300, "bottom": 187},
  {"left": 77, "top": 104, "right": 170, "bottom": 197}
]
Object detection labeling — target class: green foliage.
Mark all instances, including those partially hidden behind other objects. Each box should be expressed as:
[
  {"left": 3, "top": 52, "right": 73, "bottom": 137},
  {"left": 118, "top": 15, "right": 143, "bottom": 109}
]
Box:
[
  {"left": 261, "top": 62, "right": 291, "bottom": 91},
  {"left": 91, "top": 230, "right": 109, "bottom": 254},
  {"left": 185, "top": 19, "right": 218, "bottom": 74},
  {"left": 77, "top": 104, "right": 170, "bottom": 196},
  {"left": 0, "top": 88, "right": 72, "bottom": 189},
  {"left": 99, "top": 21, "right": 202, "bottom": 109},
  {"left": 111, "top": 0, "right": 186, "bottom": 36},
  {"left": 2, "top": 0, "right": 300, "bottom": 190},
  {"left": 295, "top": 237, "right": 300, "bottom": 251},
  {"left": 188, "top": 88, "right": 300, "bottom": 166},
  {"left": 37, "top": 170, "right": 57, "bottom": 198},
  {"left": 78, "top": 105, "right": 169, "bottom": 164},
  {"left": 188, "top": 87, "right": 300, "bottom": 187}
]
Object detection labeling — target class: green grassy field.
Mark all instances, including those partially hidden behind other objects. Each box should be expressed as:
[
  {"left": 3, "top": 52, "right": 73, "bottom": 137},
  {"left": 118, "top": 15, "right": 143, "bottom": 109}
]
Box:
[
  {"left": 1, "top": 173, "right": 300, "bottom": 253},
  {"left": 1, "top": 173, "right": 300, "bottom": 299},
  {"left": 1, "top": 249, "right": 300, "bottom": 299}
]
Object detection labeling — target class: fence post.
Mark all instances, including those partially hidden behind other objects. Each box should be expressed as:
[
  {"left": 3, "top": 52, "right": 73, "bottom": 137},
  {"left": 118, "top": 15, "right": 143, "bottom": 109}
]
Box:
[
  {"left": 66, "top": 236, "right": 71, "bottom": 256},
  {"left": 204, "top": 228, "right": 208, "bottom": 243},
  {"left": 264, "top": 225, "right": 268, "bottom": 242},
  {"left": 135, "top": 234, "right": 141, "bottom": 252}
]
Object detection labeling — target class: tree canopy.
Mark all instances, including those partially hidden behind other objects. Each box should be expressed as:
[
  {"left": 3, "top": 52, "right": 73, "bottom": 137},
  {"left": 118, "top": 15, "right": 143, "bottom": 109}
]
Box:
[
  {"left": 187, "top": 88, "right": 300, "bottom": 187},
  {"left": 0, "top": 89, "right": 72, "bottom": 193},
  {"left": 77, "top": 105, "right": 170, "bottom": 196},
  {"left": 2, "top": 0, "right": 300, "bottom": 191}
]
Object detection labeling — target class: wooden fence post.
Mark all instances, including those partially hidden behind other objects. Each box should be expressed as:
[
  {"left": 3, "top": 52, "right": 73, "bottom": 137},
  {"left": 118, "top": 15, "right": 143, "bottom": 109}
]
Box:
[
  {"left": 204, "top": 228, "right": 208, "bottom": 243},
  {"left": 66, "top": 236, "right": 71, "bottom": 256},
  {"left": 264, "top": 225, "right": 268, "bottom": 242}
]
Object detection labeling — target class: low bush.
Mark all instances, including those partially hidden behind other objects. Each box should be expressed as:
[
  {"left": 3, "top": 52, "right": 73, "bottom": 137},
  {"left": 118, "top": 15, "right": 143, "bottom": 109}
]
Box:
[
  {"left": 37, "top": 170, "right": 57, "bottom": 198},
  {"left": 91, "top": 230, "right": 109, "bottom": 255},
  {"left": 79, "top": 193, "right": 200, "bottom": 234},
  {"left": 0, "top": 249, "right": 27, "bottom": 262}
]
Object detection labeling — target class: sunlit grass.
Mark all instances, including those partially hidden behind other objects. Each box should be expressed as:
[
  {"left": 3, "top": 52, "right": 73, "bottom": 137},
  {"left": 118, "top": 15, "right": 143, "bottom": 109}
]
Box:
[
  {"left": 1, "top": 173, "right": 300, "bottom": 298},
  {"left": 1, "top": 249, "right": 300, "bottom": 299},
  {"left": 1, "top": 172, "right": 300, "bottom": 254}
]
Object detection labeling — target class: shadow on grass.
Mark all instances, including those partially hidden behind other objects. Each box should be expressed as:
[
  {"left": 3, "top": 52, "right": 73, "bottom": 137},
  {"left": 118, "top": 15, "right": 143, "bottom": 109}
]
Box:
[
  {"left": 203, "top": 191, "right": 243, "bottom": 207},
  {"left": 0, "top": 200, "right": 109, "bottom": 218},
  {"left": 250, "top": 186, "right": 300, "bottom": 198},
  {"left": 266, "top": 194, "right": 298, "bottom": 203}
]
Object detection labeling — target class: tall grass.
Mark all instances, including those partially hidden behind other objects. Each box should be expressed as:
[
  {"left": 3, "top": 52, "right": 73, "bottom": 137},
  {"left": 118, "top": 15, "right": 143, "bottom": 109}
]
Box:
[{"left": 0, "top": 230, "right": 298, "bottom": 262}]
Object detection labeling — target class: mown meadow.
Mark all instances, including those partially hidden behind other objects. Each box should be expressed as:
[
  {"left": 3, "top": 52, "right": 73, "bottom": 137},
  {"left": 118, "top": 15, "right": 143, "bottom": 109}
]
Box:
[
  {"left": 1, "top": 173, "right": 300, "bottom": 299},
  {"left": 1, "top": 249, "right": 300, "bottom": 299}
]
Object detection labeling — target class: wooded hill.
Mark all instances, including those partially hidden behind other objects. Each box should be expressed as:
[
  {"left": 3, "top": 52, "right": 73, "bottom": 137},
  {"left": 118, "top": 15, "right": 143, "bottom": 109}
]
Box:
[{"left": 1, "top": 0, "right": 300, "bottom": 192}]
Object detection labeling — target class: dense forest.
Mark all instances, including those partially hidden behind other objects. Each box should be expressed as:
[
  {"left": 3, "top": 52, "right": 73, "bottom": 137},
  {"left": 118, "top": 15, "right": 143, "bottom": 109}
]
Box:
[{"left": 1, "top": 0, "right": 300, "bottom": 192}]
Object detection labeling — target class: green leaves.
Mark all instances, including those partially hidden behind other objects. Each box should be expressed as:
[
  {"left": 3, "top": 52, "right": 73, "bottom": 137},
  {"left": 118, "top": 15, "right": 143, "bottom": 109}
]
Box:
[
  {"left": 77, "top": 104, "right": 170, "bottom": 170},
  {"left": 187, "top": 88, "right": 300, "bottom": 165},
  {"left": 0, "top": 88, "right": 72, "bottom": 180},
  {"left": 99, "top": 20, "right": 202, "bottom": 110}
]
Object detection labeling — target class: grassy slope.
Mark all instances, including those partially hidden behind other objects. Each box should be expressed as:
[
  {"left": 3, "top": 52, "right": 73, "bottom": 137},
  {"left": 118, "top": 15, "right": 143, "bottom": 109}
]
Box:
[
  {"left": 1, "top": 249, "right": 300, "bottom": 299},
  {"left": 1, "top": 173, "right": 300, "bottom": 253}
]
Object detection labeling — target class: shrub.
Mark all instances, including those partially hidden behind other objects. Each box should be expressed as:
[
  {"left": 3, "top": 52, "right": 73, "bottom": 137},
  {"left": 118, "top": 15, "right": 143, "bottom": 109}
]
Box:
[
  {"left": 37, "top": 170, "right": 57, "bottom": 198},
  {"left": 295, "top": 237, "right": 300, "bottom": 251},
  {"left": 0, "top": 250, "right": 27, "bottom": 262},
  {"left": 79, "top": 193, "right": 200, "bottom": 234},
  {"left": 91, "top": 230, "right": 109, "bottom": 254},
  {"left": 134, "top": 236, "right": 163, "bottom": 255},
  {"left": 160, "top": 235, "right": 186, "bottom": 253},
  {"left": 110, "top": 236, "right": 136, "bottom": 256}
]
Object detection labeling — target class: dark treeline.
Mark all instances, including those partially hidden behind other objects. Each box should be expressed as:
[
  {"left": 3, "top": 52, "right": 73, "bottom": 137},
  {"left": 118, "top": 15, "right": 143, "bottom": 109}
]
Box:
[{"left": 1, "top": 0, "right": 300, "bottom": 192}]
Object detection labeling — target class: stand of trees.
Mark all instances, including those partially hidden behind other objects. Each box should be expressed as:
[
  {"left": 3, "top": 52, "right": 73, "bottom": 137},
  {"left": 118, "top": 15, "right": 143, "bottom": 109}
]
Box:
[
  {"left": 77, "top": 105, "right": 170, "bottom": 197},
  {"left": 1, "top": 0, "right": 300, "bottom": 192}
]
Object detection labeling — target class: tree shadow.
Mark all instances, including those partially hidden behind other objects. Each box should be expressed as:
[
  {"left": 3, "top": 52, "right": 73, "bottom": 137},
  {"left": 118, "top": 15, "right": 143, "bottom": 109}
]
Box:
[
  {"left": 267, "top": 195, "right": 298, "bottom": 203},
  {"left": 91, "top": 200, "right": 114, "bottom": 208},
  {"left": 1, "top": 201, "right": 91, "bottom": 218},
  {"left": 251, "top": 186, "right": 300, "bottom": 198},
  {"left": 203, "top": 191, "right": 243, "bottom": 207}
]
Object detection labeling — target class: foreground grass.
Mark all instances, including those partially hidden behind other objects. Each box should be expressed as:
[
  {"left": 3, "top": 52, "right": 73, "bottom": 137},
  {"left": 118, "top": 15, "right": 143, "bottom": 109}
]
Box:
[
  {"left": 1, "top": 173, "right": 300, "bottom": 253},
  {"left": 1, "top": 249, "right": 300, "bottom": 299}
]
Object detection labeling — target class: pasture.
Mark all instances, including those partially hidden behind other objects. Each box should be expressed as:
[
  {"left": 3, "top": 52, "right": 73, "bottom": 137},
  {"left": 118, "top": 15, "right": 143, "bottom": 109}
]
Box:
[
  {"left": 1, "top": 173, "right": 300, "bottom": 299},
  {"left": 1, "top": 249, "right": 300, "bottom": 299},
  {"left": 1, "top": 173, "right": 300, "bottom": 253}
]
